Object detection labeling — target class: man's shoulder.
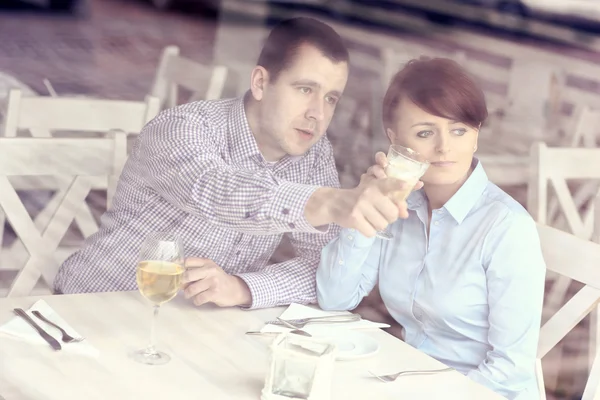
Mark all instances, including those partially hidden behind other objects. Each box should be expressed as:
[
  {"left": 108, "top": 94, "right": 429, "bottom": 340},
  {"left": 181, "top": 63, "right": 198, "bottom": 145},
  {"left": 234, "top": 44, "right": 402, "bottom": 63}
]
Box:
[{"left": 152, "top": 97, "right": 237, "bottom": 128}]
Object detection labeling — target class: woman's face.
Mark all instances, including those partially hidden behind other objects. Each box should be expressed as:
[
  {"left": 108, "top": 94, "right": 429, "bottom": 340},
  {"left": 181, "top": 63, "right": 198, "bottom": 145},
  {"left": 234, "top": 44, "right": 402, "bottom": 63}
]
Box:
[{"left": 387, "top": 97, "right": 479, "bottom": 186}]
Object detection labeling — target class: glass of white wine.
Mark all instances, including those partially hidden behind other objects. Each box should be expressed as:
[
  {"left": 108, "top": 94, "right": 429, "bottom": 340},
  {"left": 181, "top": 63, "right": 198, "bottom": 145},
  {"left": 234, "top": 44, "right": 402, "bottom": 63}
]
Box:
[
  {"left": 131, "top": 232, "right": 185, "bottom": 365},
  {"left": 376, "top": 145, "right": 430, "bottom": 240}
]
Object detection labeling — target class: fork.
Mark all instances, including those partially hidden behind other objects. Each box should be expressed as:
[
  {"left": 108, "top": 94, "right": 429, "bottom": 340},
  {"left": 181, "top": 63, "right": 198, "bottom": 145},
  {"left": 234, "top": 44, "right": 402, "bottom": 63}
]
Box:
[
  {"left": 276, "top": 317, "right": 312, "bottom": 337},
  {"left": 267, "top": 314, "right": 361, "bottom": 329},
  {"left": 369, "top": 367, "right": 454, "bottom": 382},
  {"left": 32, "top": 310, "right": 85, "bottom": 344}
]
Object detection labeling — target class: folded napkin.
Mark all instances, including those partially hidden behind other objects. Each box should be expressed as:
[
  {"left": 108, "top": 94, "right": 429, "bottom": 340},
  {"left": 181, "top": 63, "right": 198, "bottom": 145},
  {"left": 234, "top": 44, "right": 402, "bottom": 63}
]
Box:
[
  {"left": 260, "top": 303, "right": 390, "bottom": 333},
  {"left": 0, "top": 300, "right": 99, "bottom": 358}
]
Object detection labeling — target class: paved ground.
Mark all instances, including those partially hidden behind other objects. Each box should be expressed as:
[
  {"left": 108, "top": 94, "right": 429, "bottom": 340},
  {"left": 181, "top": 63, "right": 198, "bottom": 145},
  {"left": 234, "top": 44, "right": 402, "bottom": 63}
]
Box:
[
  {"left": 0, "top": 1, "right": 595, "bottom": 398},
  {"left": 0, "top": 0, "right": 218, "bottom": 99}
]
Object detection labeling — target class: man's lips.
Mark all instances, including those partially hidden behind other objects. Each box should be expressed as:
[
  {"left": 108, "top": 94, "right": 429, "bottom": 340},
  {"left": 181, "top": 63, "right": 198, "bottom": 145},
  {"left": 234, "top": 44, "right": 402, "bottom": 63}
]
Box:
[{"left": 295, "top": 128, "right": 315, "bottom": 137}]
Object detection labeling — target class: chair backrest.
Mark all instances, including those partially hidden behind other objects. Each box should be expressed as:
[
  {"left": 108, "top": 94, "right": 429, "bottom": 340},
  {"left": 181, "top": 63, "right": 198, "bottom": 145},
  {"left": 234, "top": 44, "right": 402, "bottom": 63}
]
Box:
[
  {"left": 537, "top": 221, "right": 600, "bottom": 400},
  {"left": 149, "top": 45, "right": 228, "bottom": 110},
  {"left": 1, "top": 89, "right": 160, "bottom": 138},
  {"left": 0, "top": 133, "right": 128, "bottom": 297},
  {"left": 527, "top": 142, "right": 600, "bottom": 239},
  {"left": 570, "top": 106, "right": 600, "bottom": 148}
]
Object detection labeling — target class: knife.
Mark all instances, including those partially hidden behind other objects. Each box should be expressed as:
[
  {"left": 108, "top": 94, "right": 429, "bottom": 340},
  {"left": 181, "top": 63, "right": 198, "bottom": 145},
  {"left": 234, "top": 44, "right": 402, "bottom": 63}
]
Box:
[{"left": 13, "top": 308, "right": 62, "bottom": 351}]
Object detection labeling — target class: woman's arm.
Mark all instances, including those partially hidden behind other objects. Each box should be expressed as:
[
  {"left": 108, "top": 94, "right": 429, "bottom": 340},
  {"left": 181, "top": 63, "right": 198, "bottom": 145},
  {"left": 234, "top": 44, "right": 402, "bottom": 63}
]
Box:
[
  {"left": 316, "top": 228, "right": 383, "bottom": 311},
  {"left": 467, "top": 214, "right": 546, "bottom": 399}
]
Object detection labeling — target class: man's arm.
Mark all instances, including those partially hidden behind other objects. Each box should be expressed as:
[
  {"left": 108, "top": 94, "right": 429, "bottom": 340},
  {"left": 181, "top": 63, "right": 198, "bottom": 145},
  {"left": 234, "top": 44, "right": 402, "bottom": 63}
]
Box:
[
  {"left": 138, "top": 107, "right": 324, "bottom": 235},
  {"left": 138, "top": 108, "right": 410, "bottom": 238}
]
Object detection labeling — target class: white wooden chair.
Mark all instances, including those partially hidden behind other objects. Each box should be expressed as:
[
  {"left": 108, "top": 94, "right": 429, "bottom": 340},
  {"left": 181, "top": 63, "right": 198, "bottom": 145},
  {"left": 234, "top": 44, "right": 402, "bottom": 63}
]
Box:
[
  {"left": 149, "top": 45, "right": 228, "bottom": 110},
  {"left": 528, "top": 142, "right": 600, "bottom": 306},
  {"left": 537, "top": 221, "right": 600, "bottom": 399},
  {"left": 528, "top": 143, "right": 600, "bottom": 392},
  {"left": 544, "top": 107, "right": 600, "bottom": 234},
  {"left": 0, "top": 89, "right": 158, "bottom": 249},
  {"left": 0, "top": 133, "right": 127, "bottom": 297}
]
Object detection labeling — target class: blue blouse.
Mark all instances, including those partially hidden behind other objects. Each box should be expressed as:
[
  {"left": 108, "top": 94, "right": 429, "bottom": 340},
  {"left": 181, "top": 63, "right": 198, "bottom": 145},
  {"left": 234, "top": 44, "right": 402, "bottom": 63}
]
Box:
[{"left": 317, "top": 159, "right": 545, "bottom": 400}]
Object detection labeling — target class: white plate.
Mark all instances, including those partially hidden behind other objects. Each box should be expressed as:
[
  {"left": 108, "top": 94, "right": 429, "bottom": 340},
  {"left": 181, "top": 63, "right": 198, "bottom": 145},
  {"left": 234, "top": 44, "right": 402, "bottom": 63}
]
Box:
[{"left": 303, "top": 326, "right": 380, "bottom": 361}]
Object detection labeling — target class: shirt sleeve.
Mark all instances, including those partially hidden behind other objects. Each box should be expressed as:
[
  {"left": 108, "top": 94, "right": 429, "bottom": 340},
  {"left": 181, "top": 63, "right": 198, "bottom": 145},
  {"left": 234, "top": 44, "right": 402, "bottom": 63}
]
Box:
[
  {"left": 137, "top": 107, "right": 323, "bottom": 235},
  {"left": 236, "top": 139, "right": 342, "bottom": 308},
  {"left": 315, "top": 225, "right": 382, "bottom": 311},
  {"left": 467, "top": 214, "right": 546, "bottom": 400}
]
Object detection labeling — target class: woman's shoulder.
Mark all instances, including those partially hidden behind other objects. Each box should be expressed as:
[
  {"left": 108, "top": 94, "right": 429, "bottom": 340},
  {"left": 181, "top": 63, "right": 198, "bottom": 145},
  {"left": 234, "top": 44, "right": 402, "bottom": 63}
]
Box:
[{"left": 478, "top": 181, "right": 532, "bottom": 222}]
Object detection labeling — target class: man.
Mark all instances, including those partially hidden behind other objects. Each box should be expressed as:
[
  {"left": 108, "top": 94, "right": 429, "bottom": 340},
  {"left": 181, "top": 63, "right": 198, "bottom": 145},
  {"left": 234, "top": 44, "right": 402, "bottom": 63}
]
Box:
[{"left": 54, "top": 17, "right": 409, "bottom": 309}]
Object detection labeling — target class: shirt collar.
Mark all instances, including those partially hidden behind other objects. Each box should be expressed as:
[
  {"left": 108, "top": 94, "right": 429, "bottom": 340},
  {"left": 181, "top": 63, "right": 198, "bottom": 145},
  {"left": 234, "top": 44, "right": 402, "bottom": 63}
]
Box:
[
  {"left": 407, "top": 158, "right": 489, "bottom": 224},
  {"left": 228, "top": 94, "right": 263, "bottom": 163},
  {"left": 227, "top": 93, "right": 305, "bottom": 167}
]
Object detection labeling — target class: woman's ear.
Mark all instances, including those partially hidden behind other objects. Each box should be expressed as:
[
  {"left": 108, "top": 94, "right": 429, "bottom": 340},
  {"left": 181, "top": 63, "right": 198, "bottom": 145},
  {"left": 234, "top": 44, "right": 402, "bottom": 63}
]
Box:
[{"left": 386, "top": 128, "right": 395, "bottom": 143}]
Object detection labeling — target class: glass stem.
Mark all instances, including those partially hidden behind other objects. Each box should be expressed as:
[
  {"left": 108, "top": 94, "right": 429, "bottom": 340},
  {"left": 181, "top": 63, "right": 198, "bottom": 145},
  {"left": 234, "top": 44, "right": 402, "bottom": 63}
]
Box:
[{"left": 147, "top": 304, "right": 160, "bottom": 355}]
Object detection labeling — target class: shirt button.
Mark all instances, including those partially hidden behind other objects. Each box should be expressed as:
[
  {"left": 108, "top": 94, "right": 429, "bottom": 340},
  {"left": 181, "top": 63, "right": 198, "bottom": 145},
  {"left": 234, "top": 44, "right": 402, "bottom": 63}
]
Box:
[
  {"left": 347, "top": 235, "right": 353, "bottom": 240},
  {"left": 434, "top": 221, "right": 439, "bottom": 226},
  {"left": 338, "top": 260, "right": 344, "bottom": 265},
  {"left": 245, "top": 212, "right": 251, "bottom": 219},
  {"left": 282, "top": 208, "right": 290, "bottom": 215},
  {"left": 288, "top": 223, "right": 295, "bottom": 229}
]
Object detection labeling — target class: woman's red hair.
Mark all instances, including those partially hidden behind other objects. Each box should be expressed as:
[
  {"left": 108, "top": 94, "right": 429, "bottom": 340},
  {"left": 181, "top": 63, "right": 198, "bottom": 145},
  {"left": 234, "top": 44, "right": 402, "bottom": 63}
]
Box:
[{"left": 382, "top": 57, "right": 488, "bottom": 130}]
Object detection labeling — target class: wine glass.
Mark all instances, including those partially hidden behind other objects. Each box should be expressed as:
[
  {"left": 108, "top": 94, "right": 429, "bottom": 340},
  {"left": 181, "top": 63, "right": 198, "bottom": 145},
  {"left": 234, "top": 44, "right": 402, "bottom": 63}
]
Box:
[
  {"left": 131, "top": 232, "right": 185, "bottom": 365},
  {"left": 375, "top": 145, "right": 430, "bottom": 240}
]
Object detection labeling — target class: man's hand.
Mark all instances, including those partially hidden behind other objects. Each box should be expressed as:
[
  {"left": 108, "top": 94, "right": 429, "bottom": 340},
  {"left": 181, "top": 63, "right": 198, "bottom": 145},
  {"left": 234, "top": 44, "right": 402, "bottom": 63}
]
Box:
[
  {"left": 361, "top": 152, "right": 424, "bottom": 191},
  {"left": 305, "top": 177, "right": 410, "bottom": 238},
  {"left": 305, "top": 151, "right": 425, "bottom": 236},
  {"left": 182, "top": 258, "right": 252, "bottom": 307}
]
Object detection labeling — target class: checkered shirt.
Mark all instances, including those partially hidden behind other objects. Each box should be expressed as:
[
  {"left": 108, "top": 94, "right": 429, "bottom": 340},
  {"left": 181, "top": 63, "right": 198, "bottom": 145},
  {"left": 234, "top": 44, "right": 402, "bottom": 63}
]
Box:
[{"left": 54, "top": 96, "right": 341, "bottom": 309}]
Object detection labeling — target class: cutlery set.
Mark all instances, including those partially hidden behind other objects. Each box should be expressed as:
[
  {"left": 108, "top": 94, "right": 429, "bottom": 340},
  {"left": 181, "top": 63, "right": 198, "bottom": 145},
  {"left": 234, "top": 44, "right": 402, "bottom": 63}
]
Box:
[
  {"left": 12, "top": 308, "right": 84, "bottom": 351},
  {"left": 12, "top": 309, "right": 453, "bottom": 382}
]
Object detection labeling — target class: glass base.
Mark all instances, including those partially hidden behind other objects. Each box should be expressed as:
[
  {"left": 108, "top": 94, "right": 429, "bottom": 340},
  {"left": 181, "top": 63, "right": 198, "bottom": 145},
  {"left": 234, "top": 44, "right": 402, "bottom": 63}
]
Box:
[
  {"left": 130, "top": 348, "right": 171, "bottom": 365},
  {"left": 375, "top": 230, "right": 393, "bottom": 240}
]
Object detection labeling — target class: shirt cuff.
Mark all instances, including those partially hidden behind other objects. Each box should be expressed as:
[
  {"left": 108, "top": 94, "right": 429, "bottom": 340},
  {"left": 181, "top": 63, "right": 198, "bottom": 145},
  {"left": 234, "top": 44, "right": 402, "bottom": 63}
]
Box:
[
  {"left": 235, "top": 271, "right": 279, "bottom": 309},
  {"left": 267, "top": 181, "right": 325, "bottom": 234}
]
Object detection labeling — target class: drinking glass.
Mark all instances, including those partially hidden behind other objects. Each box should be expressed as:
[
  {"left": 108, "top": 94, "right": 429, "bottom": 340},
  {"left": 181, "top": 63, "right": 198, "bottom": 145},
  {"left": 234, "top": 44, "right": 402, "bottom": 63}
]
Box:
[
  {"left": 376, "top": 145, "right": 430, "bottom": 240},
  {"left": 262, "top": 333, "right": 337, "bottom": 400},
  {"left": 131, "top": 232, "right": 185, "bottom": 365}
]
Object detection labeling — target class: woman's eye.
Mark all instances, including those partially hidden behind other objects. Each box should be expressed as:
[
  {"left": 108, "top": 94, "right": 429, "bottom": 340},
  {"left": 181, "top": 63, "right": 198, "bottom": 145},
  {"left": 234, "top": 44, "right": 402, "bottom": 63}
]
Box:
[
  {"left": 452, "top": 128, "right": 467, "bottom": 136},
  {"left": 417, "top": 130, "right": 433, "bottom": 138}
]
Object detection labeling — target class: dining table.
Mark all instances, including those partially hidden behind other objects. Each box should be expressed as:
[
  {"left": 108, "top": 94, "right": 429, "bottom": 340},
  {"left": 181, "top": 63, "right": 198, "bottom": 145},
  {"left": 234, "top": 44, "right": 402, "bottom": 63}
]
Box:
[{"left": 0, "top": 291, "right": 505, "bottom": 400}]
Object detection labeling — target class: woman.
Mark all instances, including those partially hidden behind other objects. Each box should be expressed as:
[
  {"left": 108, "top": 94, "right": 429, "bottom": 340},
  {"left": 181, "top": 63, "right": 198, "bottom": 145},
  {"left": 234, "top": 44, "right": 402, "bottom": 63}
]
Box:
[{"left": 316, "top": 57, "right": 545, "bottom": 400}]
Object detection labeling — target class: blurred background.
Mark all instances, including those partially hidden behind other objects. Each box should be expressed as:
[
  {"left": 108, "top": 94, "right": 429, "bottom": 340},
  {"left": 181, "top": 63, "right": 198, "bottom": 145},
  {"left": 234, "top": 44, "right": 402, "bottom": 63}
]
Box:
[{"left": 1, "top": 0, "right": 600, "bottom": 398}]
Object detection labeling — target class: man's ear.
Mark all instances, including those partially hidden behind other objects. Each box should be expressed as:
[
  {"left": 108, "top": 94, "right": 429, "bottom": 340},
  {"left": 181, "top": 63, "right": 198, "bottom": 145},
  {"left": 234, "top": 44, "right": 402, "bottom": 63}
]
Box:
[{"left": 249, "top": 66, "right": 269, "bottom": 101}]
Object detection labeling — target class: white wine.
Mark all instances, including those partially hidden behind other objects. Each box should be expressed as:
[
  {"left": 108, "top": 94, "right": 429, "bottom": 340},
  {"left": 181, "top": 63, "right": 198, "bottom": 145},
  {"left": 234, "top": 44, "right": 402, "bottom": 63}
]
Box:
[
  {"left": 385, "top": 161, "right": 419, "bottom": 202},
  {"left": 136, "top": 260, "right": 185, "bottom": 304}
]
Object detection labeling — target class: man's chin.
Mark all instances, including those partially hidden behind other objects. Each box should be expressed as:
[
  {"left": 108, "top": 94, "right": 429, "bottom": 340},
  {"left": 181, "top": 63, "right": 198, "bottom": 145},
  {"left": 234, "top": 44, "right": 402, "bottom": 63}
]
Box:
[{"left": 284, "top": 143, "right": 314, "bottom": 157}]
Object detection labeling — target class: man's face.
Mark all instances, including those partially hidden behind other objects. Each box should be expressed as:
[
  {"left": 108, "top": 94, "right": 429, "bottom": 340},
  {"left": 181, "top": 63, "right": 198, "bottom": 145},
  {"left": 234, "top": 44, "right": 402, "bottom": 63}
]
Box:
[{"left": 253, "top": 43, "right": 349, "bottom": 161}]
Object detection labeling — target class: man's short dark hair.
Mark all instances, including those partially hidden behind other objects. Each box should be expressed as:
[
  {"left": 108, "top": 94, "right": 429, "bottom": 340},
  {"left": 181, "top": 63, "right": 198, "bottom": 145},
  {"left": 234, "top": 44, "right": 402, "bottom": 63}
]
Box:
[{"left": 257, "top": 17, "right": 350, "bottom": 81}]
